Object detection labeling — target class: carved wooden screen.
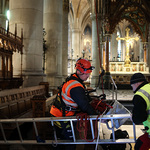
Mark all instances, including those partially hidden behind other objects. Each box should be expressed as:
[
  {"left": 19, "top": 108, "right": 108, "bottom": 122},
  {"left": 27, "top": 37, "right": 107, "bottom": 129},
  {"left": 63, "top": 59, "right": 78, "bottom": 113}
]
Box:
[{"left": 0, "top": 26, "right": 23, "bottom": 80}]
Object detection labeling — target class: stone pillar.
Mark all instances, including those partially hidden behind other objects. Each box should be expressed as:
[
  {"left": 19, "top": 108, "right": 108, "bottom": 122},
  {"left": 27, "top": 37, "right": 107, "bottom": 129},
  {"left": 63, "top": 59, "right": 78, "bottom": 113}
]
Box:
[
  {"left": 62, "top": 0, "right": 69, "bottom": 78},
  {"left": 143, "top": 42, "right": 147, "bottom": 63},
  {"left": 104, "top": 35, "right": 111, "bottom": 89},
  {"left": 110, "top": 32, "right": 118, "bottom": 61},
  {"left": 90, "top": 14, "right": 100, "bottom": 87},
  {"left": 105, "top": 35, "right": 110, "bottom": 73},
  {"left": 139, "top": 39, "right": 143, "bottom": 61},
  {"left": 102, "top": 43, "right": 106, "bottom": 70},
  {"left": 44, "top": 0, "right": 63, "bottom": 89},
  {"left": 9, "top": 0, "right": 44, "bottom": 87},
  {"left": 133, "top": 33, "right": 140, "bottom": 61},
  {"left": 72, "top": 27, "right": 80, "bottom": 59}
]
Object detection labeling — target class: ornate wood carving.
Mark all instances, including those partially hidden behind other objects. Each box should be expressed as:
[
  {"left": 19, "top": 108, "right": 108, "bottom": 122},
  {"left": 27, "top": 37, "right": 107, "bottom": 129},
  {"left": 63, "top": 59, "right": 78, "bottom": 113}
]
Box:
[
  {"left": 0, "top": 25, "right": 23, "bottom": 90},
  {"left": 104, "top": 0, "right": 150, "bottom": 42}
]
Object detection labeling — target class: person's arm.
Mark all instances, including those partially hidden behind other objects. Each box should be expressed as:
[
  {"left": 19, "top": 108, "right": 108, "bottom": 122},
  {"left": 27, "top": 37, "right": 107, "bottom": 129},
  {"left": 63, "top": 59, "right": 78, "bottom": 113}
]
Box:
[
  {"left": 70, "top": 86, "right": 98, "bottom": 115},
  {"left": 132, "top": 95, "right": 148, "bottom": 124}
]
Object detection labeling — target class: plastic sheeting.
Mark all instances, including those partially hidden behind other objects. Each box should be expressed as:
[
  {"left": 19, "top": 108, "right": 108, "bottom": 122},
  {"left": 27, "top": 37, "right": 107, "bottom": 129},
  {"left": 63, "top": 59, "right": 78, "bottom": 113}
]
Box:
[{"left": 106, "top": 100, "right": 131, "bottom": 129}]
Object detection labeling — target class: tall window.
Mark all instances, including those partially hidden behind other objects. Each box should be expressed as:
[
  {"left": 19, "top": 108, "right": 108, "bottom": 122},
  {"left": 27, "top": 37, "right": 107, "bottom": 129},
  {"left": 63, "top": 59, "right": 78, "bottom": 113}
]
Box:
[
  {"left": 6, "top": 10, "right": 10, "bottom": 30},
  {"left": 117, "top": 31, "right": 121, "bottom": 58},
  {"left": 83, "top": 25, "right": 92, "bottom": 59}
]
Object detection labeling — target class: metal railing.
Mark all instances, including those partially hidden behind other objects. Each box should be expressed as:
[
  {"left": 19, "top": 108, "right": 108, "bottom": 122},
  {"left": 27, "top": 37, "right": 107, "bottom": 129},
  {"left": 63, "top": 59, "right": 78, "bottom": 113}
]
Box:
[
  {"left": 110, "top": 75, "right": 117, "bottom": 100},
  {"left": 0, "top": 114, "right": 136, "bottom": 145}
]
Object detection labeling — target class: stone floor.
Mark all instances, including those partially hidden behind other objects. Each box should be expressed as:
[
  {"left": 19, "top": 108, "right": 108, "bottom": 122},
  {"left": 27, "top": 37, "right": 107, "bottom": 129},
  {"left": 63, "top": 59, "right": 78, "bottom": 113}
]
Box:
[{"left": 95, "top": 89, "right": 134, "bottom": 101}]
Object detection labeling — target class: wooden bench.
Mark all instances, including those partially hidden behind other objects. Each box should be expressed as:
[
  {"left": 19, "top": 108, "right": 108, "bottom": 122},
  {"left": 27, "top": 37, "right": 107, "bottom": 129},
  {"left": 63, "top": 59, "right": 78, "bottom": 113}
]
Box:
[{"left": 0, "top": 85, "right": 47, "bottom": 119}]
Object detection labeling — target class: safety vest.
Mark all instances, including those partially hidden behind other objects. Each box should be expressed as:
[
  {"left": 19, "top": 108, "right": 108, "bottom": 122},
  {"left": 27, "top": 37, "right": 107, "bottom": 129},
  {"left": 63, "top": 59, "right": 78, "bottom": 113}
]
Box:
[
  {"left": 135, "top": 83, "right": 150, "bottom": 136},
  {"left": 50, "top": 74, "right": 85, "bottom": 117}
]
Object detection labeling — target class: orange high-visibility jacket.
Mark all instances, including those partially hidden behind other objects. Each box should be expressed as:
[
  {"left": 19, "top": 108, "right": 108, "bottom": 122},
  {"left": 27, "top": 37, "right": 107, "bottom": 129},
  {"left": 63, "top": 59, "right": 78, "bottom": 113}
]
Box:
[{"left": 50, "top": 74, "right": 85, "bottom": 117}]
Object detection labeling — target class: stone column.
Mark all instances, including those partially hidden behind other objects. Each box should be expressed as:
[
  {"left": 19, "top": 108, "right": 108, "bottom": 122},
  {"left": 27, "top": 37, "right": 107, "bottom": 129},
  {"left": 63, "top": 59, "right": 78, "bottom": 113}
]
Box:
[
  {"left": 9, "top": 0, "right": 44, "bottom": 87},
  {"left": 110, "top": 32, "right": 118, "bottom": 61},
  {"left": 102, "top": 43, "right": 106, "bottom": 70},
  {"left": 44, "top": 0, "right": 63, "bottom": 89},
  {"left": 72, "top": 27, "right": 80, "bottom": 59},
  {"left": 62, "top": 0, "right": 69, "bottom": 78},
  {"left": 139, "top": 39, "right": 143, "bottom": 62},
  {"left": 105, "top": 35, "right": 110, "bottom": 72},
  {"left": 143, "top": 42, "right": 147, "bottom": 63},
  {"left": 104, "top": 34, "right": 111, "bottom": 89},
  {"left": 90, "top": 14, "right": 100, "bottom": 87}
]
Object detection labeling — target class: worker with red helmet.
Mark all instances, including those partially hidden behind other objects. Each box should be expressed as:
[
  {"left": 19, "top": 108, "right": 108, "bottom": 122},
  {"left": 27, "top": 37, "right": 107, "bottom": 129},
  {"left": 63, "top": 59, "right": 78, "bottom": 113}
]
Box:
[{"left": 50, "top": 58, "right": 97, "bottom": 150}]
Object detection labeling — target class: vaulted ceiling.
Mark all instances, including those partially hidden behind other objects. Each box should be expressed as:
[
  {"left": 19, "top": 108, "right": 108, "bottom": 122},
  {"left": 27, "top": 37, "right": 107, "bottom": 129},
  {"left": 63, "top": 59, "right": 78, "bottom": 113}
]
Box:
[{"left": 69, "top": 0, "right": 150, "bottom": 42}]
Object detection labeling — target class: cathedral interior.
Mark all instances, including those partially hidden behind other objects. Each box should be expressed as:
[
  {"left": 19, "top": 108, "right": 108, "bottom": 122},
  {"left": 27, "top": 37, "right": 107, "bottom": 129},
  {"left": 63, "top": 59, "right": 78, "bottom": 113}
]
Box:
[
  {"left": 0, "top": 0, "right": 150, "bottom": 149},
  {"left": 0, "top": 0, "right": 150, "bottom": 90}
]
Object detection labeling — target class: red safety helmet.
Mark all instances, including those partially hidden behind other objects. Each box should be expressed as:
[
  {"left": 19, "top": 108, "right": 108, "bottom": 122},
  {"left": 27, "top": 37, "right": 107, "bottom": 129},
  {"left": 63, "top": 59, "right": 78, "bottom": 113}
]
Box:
[{"left": 75, "top": 58, "right": 95, "bottom": 73}]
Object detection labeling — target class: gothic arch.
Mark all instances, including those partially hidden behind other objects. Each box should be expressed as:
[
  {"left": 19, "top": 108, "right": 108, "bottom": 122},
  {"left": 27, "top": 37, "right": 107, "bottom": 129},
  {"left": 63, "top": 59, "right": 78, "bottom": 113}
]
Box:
[{"left": 109, "top": 2, "right": 149, "bottom": 42}]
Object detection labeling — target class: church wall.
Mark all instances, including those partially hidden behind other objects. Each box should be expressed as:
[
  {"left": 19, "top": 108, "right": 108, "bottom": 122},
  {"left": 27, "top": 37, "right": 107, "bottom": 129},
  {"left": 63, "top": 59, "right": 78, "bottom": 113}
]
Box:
[
  {"left": 9, "top": 0, "right": 44, "bottom": 87},
  {"left": 4, "top": 0, "right": 150, "bottom": 90}
]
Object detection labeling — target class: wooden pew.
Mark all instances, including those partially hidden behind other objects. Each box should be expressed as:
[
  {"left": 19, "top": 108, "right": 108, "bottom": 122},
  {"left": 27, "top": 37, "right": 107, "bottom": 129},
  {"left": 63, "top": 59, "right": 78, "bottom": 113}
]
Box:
[{"left": 0, "top": 85, "right": 46, "bottom": 119}]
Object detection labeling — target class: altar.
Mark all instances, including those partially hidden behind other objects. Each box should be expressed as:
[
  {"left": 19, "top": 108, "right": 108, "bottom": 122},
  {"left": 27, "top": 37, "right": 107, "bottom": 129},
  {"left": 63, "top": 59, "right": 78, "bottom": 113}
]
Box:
[
  {"left": 108, "top": 27, "right": 150, "bottom": 86},
  {"left": 110, "top": 61, "right": 149, "bottom": 73},
  {"left": 109, "top": 61, "right": 150, "bottom": 86}
]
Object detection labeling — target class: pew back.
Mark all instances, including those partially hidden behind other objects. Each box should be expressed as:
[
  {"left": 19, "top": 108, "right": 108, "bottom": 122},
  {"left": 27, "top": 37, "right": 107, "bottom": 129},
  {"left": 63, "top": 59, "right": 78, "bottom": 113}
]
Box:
[{"left": 0, "top": 85, "right": 46, "bottom": 118}]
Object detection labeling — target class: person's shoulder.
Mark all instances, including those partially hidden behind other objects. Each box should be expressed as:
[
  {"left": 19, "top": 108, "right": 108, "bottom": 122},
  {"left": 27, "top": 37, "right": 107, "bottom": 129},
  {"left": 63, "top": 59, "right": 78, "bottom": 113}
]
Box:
[{"left": 66, "top": 79, "right": 83, "bottom": 87}]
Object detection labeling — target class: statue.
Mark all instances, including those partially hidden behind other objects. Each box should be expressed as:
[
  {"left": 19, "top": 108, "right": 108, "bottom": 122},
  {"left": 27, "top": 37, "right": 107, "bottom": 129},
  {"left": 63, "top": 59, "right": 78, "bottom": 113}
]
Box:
[{"left": 116, "top": 27, "right": 139, "bottom": 67}]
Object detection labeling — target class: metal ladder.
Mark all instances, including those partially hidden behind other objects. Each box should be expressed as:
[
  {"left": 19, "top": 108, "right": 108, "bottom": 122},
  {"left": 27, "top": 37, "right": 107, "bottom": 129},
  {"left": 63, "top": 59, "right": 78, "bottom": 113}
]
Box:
[
  {"left": 0, "top": 114, "right": 136, "bottom": 145},
  {"left": 0, "top": 76, "right": 135, "bottom": 146}
]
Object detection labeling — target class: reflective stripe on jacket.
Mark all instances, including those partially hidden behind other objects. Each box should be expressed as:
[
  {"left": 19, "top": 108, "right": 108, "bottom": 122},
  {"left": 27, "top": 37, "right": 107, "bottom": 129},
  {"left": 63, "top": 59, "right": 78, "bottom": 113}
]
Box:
[
  {"left": 61, "top": 79, "right": 84, "bottom": 108},
  {"left": 50, "top": 74, "right": 85, "bottom": 117},
  {"left": 135, "top": 83, "right": 150, "bottom": 135}
]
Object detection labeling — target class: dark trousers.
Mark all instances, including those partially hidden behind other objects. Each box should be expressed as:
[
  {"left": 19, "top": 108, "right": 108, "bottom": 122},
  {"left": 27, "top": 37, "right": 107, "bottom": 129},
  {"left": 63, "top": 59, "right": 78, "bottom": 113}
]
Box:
[
  {"left": 135, "top": 133, "right": 150, "bottom": 150},
  {"left": 53, "top": 121, "right": 76, "bottom": 150}
]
